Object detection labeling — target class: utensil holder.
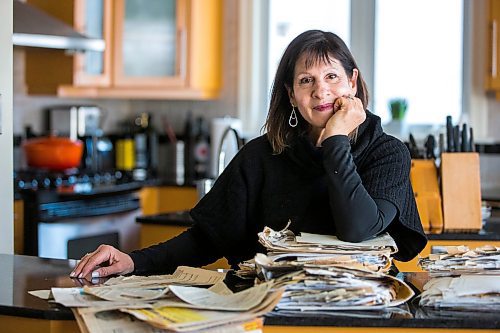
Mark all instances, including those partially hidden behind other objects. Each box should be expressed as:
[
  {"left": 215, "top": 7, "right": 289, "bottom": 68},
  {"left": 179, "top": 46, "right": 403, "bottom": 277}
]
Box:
[
  {"left": 440, "top": 153, "right": 482, "bottom": 232},
  {"left": 410, "top": 160, "right": 443, "bottom": 234}
]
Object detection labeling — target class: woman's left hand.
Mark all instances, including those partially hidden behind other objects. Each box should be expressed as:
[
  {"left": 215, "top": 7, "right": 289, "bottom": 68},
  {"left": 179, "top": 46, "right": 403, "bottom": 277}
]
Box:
[{"left": 318, "top": 95, "right": 366, "bottom": 144}]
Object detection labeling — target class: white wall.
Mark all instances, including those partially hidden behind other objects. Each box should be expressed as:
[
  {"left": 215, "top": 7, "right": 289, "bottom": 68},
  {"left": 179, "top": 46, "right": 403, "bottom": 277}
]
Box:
[{"left": 0, "top": 1, "right": 14, "bottom": 254}]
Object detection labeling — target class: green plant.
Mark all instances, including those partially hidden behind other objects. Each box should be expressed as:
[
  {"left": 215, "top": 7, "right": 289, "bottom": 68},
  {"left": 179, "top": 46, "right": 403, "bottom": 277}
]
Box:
[{"left": 389, "top": 98, "right": 408, "bottom": 120}]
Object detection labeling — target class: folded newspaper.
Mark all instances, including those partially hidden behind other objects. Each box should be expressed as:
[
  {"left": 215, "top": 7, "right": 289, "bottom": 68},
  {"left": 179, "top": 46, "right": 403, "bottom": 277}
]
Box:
[
  {"left": 250, "top": 225, "right": 413, "bottom": 311},
  {"left": 48, "top": 266, "right": 283, "bottom": 333},
  {"left": 418, "top": 245, "right": 500, "bottom": 276},
  {"left": 257, "top": 223, "right": 397, "bottom": 274},
  {"left": 419, "top": 274, "right": 500, "bottom": 311},
  {"left": 417, "top": 244, "right": 500, "bottom": 311}
]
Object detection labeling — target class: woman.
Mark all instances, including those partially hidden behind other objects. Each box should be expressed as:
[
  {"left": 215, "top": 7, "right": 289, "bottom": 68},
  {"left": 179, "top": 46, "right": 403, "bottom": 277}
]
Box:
[{"left": 71, "top": 30, "right": 427, "bottom": 279}]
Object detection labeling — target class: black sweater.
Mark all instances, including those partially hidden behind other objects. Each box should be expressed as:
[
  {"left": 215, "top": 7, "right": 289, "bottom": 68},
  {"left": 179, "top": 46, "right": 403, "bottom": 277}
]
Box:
[{"left": 130, "top": 112, "right": 427, "bottom": 274}]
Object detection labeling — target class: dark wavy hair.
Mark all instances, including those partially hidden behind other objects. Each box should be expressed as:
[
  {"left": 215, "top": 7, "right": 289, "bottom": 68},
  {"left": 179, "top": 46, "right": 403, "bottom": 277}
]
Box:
[{"left": 264, "top": 30, "right": 369, "bottom": 154}]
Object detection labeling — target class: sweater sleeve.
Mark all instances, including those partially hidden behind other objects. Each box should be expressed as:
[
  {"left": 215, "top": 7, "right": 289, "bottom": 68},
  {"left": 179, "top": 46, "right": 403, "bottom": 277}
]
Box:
[
  {"left": 129, "top": 224, "right": 223, "bottom": 275},
  {"left": 321, "top": 135, "right": 397, "bottom": 242},
  {"left": 322, "top": 131, "right": 427, "bottom": 261}
]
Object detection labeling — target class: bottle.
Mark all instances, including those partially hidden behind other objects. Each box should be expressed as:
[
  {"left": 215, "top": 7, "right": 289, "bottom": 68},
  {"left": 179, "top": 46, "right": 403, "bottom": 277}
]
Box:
[
  {"left": 183, "top": 112, "right": 195, "bottom": 184},
  {"left": 193, "top": 117, "right": 210, "bottom": 179}
]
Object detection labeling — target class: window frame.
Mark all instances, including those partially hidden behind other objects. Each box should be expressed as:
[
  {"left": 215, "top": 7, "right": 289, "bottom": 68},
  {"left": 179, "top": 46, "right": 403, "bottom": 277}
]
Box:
[{"left": 238, "top": 0, "right": 480, "bottom": 139}]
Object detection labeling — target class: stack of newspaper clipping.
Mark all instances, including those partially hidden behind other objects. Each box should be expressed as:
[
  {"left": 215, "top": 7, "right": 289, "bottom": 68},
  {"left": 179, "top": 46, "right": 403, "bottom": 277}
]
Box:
[
  {"left": 418, "top": 245, "right": 500, "bottom": 310},
  {"left": 45, "top": 266, "right": 284, "bottom": 333},
  {"left": 248, "top": 223, "right": 414, "bottom": 312}
]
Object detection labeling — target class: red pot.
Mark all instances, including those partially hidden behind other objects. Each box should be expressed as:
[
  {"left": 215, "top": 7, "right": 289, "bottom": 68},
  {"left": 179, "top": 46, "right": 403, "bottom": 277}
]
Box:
[{"left": 23, "top": 136, "right": 83, "bottom": 170}]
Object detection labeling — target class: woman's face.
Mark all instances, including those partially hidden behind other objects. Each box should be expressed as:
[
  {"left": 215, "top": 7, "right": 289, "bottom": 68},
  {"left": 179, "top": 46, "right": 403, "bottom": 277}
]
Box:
[{"left": 288, "top": 54, "right": 358, "bottom": 137}]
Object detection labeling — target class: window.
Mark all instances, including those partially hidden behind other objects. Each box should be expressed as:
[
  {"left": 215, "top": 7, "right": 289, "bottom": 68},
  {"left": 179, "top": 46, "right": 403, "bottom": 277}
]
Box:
[
  {"left": 374, "top": 0, "right": 463, "bottom": 125},
  {"left": 267, "top": 0, "right": 351, "bottom": 94},
  {"left": 260, "top": 0, "right": 465, "bottom": 135}
]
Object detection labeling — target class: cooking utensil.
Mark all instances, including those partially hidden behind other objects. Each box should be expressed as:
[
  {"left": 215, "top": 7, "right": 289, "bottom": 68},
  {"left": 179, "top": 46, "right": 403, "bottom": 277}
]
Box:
[
  {"left": 446, "top": 115, "right": 454, "bottom": 152},
  {"left": 408, "top": 133, "right": 423, "bottom": 159},
  {"left": 23, "top": 136, "right": 83, "bottom": 170},
  {"left": 453, "top": 125, "right": 460, "bottom": 152},
  {"left": 461, "top": 123, "right": 469, "bottom": 152},
  {"left": 469, "top": 127, "right": 475, "bottom": 152},
  {"left": 438, "top": 133, "right": 445, "bottom": 157},
  {"left": 424, "top": 135, "right": 436, "bottom": 159}
]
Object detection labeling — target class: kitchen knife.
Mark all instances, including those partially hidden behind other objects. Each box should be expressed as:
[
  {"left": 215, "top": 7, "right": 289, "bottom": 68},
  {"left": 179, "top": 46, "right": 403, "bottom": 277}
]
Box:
[
  {"left": 409, "top": 133, "right": 423, "bottom": 158},
  {"left": 461, "top": 123, "right": 468, "bottom": 152},
  {"left": 469, "top": 127, "right": 474, "bottom": 152},
  {"left": 424, "top": 134, "right": 436, "bottom": 159},
  {"left": 446, "top": 116, "right": 454, "bottom": 152},
  {"left": 453, "top": 125, "right": 460, "bottom": 152},
  {"left": 438, "top": 133, "right": 445, "bottom": 157}
]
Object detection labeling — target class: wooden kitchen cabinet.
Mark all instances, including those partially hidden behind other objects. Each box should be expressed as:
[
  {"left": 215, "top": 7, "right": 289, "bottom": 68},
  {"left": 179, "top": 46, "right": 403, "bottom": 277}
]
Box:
[
  {"left": 71, "top": 0, "right": 113, "bottom": 87},
  {"left": 139, "top": 186, "right": 198, "bottom": 215},
  {"left": 25, "top": 0, "right": 222, "bottom": 100},
  {"left": 486, "top": 0, "right": 500, "bottom": 94},
  {"left": 139, "top": 222, "right": 230, "bottom": 270},
  {"left": 13, "top": 200, "right": 24, "bottom": 255}
]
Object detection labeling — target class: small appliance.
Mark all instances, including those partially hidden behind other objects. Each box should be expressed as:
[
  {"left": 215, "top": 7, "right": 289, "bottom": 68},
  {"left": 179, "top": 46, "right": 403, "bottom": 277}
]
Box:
[{"left": 45, "top": 105, "right": 103, "bottom": 140}]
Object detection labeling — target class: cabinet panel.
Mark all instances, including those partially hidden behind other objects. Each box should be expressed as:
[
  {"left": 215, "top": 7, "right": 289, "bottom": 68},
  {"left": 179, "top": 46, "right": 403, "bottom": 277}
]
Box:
[
  {"left": 14, "top": 200, "right": 24, "bottom": 255},
  {"left": 486, "top": 0, "right": 500, "bottom": 90},
  {"left": 139, "top": 224, "right": 230, "bottom": 270},
  {"left": 73, "top": 0, "right": 112, "bottom": 86},
  {"left": 113, "top": 0, "right": 186, "bottom": 87},
  {"left": 139, "top": 186, "right": 197, "bottom": 215}
]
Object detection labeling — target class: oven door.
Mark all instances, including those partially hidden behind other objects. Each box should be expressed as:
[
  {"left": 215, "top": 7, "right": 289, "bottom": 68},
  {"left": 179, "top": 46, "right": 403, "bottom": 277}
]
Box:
[
  {"left": 23, "top": 188, "right": 142, "bottom": 259},
  {"left": 38, "top": 209, "right": 141, "bottom": 259}
]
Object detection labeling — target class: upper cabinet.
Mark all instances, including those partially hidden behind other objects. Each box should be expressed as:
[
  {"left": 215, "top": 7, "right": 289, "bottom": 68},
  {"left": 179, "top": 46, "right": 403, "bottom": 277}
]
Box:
[
  {"left": 24, "top": 0, "right": 222, "bottom": 100},
  {"left": 486, "top": 0, "right": 500, "bottom": 93}
]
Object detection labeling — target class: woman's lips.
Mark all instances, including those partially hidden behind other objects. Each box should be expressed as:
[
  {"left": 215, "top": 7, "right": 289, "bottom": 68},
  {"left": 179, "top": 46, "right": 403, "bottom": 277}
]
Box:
[{"left": 313, "top": 103, "right": 334, "bottom": 112}]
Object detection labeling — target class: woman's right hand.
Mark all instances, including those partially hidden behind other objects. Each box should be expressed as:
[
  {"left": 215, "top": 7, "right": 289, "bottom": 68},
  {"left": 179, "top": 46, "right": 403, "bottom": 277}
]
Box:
[{"left": 70, "top": 244, "right": 134, "bottom": 279}]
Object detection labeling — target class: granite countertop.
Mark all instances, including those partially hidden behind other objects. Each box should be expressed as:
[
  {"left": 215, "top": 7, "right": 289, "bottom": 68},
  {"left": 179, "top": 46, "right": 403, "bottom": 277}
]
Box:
[
  {"left": 1, "top": 254, "right": 499, "bottom": 329},
  {"left": 0, "top": 254, "right": 89, "bottom": 320}
]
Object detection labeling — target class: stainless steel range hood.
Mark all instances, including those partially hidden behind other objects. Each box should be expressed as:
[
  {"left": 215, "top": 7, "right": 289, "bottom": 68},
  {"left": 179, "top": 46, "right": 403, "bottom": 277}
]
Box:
[{"left": 13, "top": 0, "right": 105, "bottom": 52}]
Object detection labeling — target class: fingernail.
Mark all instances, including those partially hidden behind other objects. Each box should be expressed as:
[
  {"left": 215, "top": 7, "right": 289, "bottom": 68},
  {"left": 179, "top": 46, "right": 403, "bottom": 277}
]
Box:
[
  {"left": 91, "top": 271, "right": 100, "bottom": 278},
  {"left": 70, "top": 271, "right": 75, "bottom": 277},
  {"left": 78, "top": 273, "right": 83, "bottom": 279}
]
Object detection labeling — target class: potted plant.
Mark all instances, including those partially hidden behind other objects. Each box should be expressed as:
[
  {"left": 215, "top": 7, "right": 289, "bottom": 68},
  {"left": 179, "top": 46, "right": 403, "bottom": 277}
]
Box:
[{"left": 389, "top": 98, "right": 408, "bottom": 121}]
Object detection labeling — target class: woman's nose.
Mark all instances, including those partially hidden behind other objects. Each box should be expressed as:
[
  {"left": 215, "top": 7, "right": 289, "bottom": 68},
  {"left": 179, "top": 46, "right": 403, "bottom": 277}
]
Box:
[{"left": 312, "top": 80, "right": 331, "bottom": 98}]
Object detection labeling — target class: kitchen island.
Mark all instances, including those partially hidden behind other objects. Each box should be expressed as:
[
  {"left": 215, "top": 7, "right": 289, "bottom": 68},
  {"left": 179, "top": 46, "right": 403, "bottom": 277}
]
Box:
[{"left": 0, "top": 254, "right": 499, "bottom": 332}]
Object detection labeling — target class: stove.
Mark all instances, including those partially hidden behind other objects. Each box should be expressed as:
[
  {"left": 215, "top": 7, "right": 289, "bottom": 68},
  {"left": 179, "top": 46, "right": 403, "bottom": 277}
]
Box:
[
  {"left": 15, "top": 168, "right": 143, "bottom": 259},
  {"left": 14, "top": 168, "right": 134, "bottom": 194}
]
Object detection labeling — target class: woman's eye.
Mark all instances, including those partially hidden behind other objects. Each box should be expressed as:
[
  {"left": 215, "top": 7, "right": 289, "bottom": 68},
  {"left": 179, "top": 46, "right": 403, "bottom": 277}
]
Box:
[
  {"left": 298, "top": 77, "right": 313, "bottom": 85},
  {"left": 326, "top": 73, "right": 338, "bottom": 81}
]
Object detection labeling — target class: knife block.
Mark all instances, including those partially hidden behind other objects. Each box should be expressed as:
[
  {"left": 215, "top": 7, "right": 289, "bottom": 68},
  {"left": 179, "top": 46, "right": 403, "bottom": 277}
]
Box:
[
  {"left": 440, "top": 153, "right": 482, "bottom": 232},
  {"left": 410, "top": 160, "right": 443, "bottom": 234}
]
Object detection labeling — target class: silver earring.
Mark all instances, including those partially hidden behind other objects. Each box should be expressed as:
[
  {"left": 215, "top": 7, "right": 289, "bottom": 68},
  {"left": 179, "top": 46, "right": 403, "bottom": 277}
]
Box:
[{"left": 289, "top": 105, "right": 298, "bottom": 127}]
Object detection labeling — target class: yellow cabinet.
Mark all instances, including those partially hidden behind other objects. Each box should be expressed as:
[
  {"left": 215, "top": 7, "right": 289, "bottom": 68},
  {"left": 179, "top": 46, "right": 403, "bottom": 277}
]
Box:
[
  {"left": 13, "top": 200, "right": 24, "bottom": 255},
  {"left": 25, "top": 0, "right": 222, "bottom": 100},
  {"left": 139, "top": 186, "right": 198, "bottom": 215},
  {"left": 486, "top": 0, "right": 500, "bottom": 94},
  {"left": 138, "top": 186, "right": 229, "bottom": 269}
]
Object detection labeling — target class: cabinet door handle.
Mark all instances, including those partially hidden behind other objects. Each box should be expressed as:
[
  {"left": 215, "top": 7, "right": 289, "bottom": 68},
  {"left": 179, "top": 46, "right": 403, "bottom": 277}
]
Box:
[{"left": 492, "top": 20, "right": 497, "bottom": 78}]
